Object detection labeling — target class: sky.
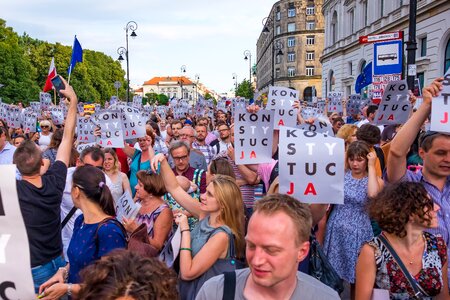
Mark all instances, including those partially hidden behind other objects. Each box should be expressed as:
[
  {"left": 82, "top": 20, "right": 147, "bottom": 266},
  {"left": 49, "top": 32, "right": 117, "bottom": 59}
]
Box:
[{"left": 1, "top": 0, "right": 276, "bottom": 94}]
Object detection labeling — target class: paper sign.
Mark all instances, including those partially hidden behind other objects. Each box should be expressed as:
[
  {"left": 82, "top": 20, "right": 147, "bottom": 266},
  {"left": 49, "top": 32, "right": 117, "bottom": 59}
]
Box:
[
  {"left": 430, "top": 98, "right": 449, "bottom": 133},
  {"left": 132, "top": 95, "right": 143, "bottom": 109},
  {"left": 267, "top": 86, "right": 299, "bottom": 129},
  {"left": 22, "top": 110, "right": 37, "bottom": 133},
  {"left": 76, "top": 142, "right": 97, "bottom": 154},
  {"left": 231, "top": 98, "right": 246, "bottom": 115},
  {"left": 298, "top": 116, "right": 335, "bottom": 137},
  {"left": 234, "top": 109, "right": 274, "bottom": 164},
  {"left": 91, "top": 110, "right": 125, "bottom": 148},
  {"left": 6, "top": 106, "right": 21, "bottom": 128},
  {"left": 117, "top": 105, "right": 146, "bottom": 139},
  {"left": 49, "top": 107, "right": 65, "bottom": 126},
  {"left": 374, "top": 80, "right": 411, "bottom": 125},
  {"left": 39, "top": 92, "right": 52, "bottom": 111},
  {"left": 159, "top": 227, "right": 181, "bottom": 268},
  {"left": 115, "top": 191, "right": 141, "bottom": 222},
  {"left": 278, "top": 127, "right": 344, "bottom": 204},
  {"left": 347, "top": 94, "right": 362, "bottom": 116},
  {"left": 77, "top": 116, "right": 96, "bottom": 143},
  {"left": 327, "top": 92, "right": 343, "bottom": 113},
  {"left": 84, "top": 104, "right": 95, "bottom": 115},
  {"left": 0, "top": 165, "right": 36, "bottom": 298},
  {"left": 109, "top": 96, "right": 118, "bottom": 106}
]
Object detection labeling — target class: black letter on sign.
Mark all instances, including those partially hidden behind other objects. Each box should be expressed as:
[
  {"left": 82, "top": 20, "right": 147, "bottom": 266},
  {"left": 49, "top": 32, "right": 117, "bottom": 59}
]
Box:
[
  {"left": 0, "top": 193, "right": 4, "bottom": 216},
  {"left": 326, "top": 163, "right": 336, "bottom": 176},
  {"left": 0, "top": 281, "right": 16, "bottom": 300}
]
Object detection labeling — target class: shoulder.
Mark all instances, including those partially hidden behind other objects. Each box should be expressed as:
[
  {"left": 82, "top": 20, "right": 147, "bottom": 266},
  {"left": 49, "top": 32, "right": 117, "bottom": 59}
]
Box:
[
  {"left": 296, "top": 272, "right": 340, "bottom": 299},
  {"left": 132, "top": 149, "right": 142, "bottom": 160},
  {"left": 97, "top": 218, "right": 126, "bottom": 238},
  {"left": 197, "top": 269, "right": 250, "bottom": 300}
]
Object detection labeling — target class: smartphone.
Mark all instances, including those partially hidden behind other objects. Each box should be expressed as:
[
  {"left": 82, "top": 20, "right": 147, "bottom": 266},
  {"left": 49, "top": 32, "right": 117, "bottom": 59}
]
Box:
[{"left": 51, "top": 75, "right": 65, "bottom": 96}]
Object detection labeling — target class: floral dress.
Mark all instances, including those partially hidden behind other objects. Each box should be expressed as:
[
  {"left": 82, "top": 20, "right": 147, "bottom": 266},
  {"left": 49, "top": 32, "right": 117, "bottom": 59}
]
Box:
[{"left": 368, "top": 232, "right": 447, "bottom": 299}]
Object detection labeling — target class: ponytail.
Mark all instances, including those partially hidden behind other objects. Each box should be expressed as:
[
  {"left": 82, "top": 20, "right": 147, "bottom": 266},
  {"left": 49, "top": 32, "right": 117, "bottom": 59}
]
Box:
[{"left": 99, "top": 184, "right": 116, "bottom": 216}]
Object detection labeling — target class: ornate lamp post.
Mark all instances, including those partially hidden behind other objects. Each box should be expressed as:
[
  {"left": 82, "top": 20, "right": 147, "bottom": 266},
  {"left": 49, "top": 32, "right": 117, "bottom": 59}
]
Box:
[
  {"left": 244, "top": 50, "right": 252, "bottom": 84},
  {"left": 117, "top": 21, "right": 138, "bottom": 102}
]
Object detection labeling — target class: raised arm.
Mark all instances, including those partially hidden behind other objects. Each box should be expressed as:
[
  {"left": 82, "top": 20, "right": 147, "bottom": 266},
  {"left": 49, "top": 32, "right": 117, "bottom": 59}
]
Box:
[
  {"left": 55, "top": 76, "right": 78, "bottom": 167},
  {"left": 387, "top": 78, "right": 444, "bottom": 183},
  {"left": 367, "top": 152, "right": 384, "bottom": 197},
  {"left": 151, "top": 153, "right": 203, "bottom": 218}
]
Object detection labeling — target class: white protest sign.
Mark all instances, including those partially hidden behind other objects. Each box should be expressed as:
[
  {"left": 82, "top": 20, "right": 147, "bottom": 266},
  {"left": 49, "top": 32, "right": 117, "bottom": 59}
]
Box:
[
  {"left": 159, "top": 227, "right": 181, "bottom": 268},
  {"left": 49, "top": 107, "right": 65, "bottom": 126},
  {"left": 117, "top": 105, "right": 146, "bottom": 139},
  {"left": 298, "top": 116, "right": 335, "bottom": 137},
  {"left": 374, "top": 80, "right": 411, "bottom": 125},
  {"left": 430, "top": 69, "right": 450, "bottom": 133},
  {"left": 6, "top": 106, "right": 21, "bottom": 128},
  {"left": 0, "top": 103, "right": 7, "bottom": 121},
  {"left": 327, "top": 91, "right": 343, "bottom": 113},
  {"left": 76, "top": 142, "right": 97, "bottom": 154},
  {"left": 77, "top": 103, "right": 84, "bottom": 114},
  {"left": 91, "top": 110, "right": 125, "bottom": 148},
  {"left": 234, "top": 109, "right": 274, "bottom": 164},
  {"left": 267, "top": 86, "right": 299, "bottom": 129},
  {"left": 231, "top": 98, "right": 246, "bottom": 115},
  {"left": 22, "top": 110, "right": 37, "bottom": 133},
  {"left": 109, "top": 96, "right": 118, "bottom": 106},
  {"left": 77, "top": 116, "right": 96, "bottom": 143},
  {"left": 300, "top": 107, "right": 320, "bottom": 120},
  {"left": 39, "top": 92, "right": 52, "bottom": 111},
  {"left": 278, "top": 127, "right": 344, "bottom": 204},
  {"left": 347, "top": 94, "right": 362, "bottom": 116},
  {"left": 0, "top": 165, "right": 35, "bottom": 298},
  {"left": 115, "top": 191, "right": 142, "bottom": 222},
  {"left": 316, "top": 100, "right": 326, "bottom": 115}
]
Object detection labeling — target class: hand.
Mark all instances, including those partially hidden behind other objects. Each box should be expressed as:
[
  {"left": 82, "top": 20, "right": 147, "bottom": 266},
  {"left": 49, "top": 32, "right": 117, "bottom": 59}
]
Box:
[
  {"left": 39, "top": 283, "right": 69, "bottom": 300},
  {"left": 246, "top": 104, "right": 260, "bottom": 114},
  {"left": 422, "top": 77, "right": 444, "bottom": 105},
  {"left": 367, "top": 151, "right": 377, "bottom": 167},
  {"left": 408, "top": 91, "right": 417, "bottom": 107},
  {"left": 151, "top": 153, "right": 166, "bottom": 173},
  {"left": 38, "top": 269, "right": 65, "bottom": 295},
  {"left": 227, "top": 144, "right": 235, "bottom": 161},
  {"left": 122, "top": 217, "right": 139, "bottom": 233},
  {"left": 58, "top": 76, "right": 77, "bottom": 103},
  {"left": 94, "top": 126, "right": 101, "bottom": 137},
  {"left": 292, "top": 100, "right": 301, "bottom": 110},
  {"left": 174, "top": 212, "right": 189, "bottom": 228}
]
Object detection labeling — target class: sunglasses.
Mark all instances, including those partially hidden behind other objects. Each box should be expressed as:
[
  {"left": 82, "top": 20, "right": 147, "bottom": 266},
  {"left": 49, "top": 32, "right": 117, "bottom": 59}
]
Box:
[
  {"left": 41, "top": 126, "right": 50, "bottom": 129},
  {"left": 82, "top": 163, "right": 103, "bottom": 170}
]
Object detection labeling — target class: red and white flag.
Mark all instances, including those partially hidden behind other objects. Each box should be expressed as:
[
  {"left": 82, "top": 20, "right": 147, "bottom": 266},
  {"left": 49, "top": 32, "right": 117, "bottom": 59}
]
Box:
[{"left": 43, "top": 57, "right": 57, "bottom": 92}]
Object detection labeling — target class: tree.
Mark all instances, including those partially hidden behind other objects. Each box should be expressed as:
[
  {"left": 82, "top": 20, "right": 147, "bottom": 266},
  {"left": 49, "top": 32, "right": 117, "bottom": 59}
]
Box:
[
  {"left": 157, "top": 94, "right": 169, "bottom": 105},
  {"left": 145, "top": 92, "right": 158, "bottom": 104},
  {"left": 204, "top": 92, "right": 213, "bottom": 100},
  {"left": 235, "top": 79, "right": 254, "bottom": 99}
]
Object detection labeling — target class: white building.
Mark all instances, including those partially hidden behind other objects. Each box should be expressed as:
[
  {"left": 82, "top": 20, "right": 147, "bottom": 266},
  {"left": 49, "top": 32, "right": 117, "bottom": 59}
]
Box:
[{"left": 320, "top": 0, "right": 450, "bottom": 97}]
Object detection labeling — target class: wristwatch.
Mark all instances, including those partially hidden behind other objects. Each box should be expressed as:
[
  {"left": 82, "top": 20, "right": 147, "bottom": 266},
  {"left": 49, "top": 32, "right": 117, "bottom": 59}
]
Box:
[{"left": 67, "top": 283, "right": 72, "bottom": 296}]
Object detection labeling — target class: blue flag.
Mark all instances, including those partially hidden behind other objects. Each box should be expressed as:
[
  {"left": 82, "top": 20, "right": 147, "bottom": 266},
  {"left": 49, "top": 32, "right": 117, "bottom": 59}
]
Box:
[
  {"left": 355, "top": 62, "right": 372, "bottom": 93},
  {"left": 67, "top": 36, "right": 83, "bottom": 75}
]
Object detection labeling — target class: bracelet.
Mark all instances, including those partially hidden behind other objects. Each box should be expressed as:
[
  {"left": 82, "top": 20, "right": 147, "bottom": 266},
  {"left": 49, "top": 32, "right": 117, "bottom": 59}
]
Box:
[
  {"left": 181, "top": 229, "right": 190, "bottom": 234},
  {"left": 180, "top": 248, "right": 192, "bottom": 252},
  {"left": 67, "top": 283, "right": 72, "bottom": 296},
  {"left": 59, "top": 266, "right": 69, "bottom": 282}
]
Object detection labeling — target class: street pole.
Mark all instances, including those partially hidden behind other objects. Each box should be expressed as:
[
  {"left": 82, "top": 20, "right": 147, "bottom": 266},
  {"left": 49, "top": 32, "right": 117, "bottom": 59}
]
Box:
[
  {"left": 244, "top": 50, "right": 252, "bottom": 84},
  {"left": 118, "top": 21, "right": 137, "bottom": 102},
  {"left": 406, "top": 0, "right": 417, "bottom": 90},
  {"left": 180, "top": 65, "right": 186, "bottom": 99}
]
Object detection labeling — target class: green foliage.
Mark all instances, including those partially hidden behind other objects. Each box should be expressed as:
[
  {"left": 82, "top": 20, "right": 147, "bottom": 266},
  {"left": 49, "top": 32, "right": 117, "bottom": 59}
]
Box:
[
  {"left": 0, "top": 19, "right": 126, "bottom": 104},
  {"left": 145, "top": 92, "right": 158, "bottom": 104},
  {"left": 157, "top": 94, "right": 169, "bottom": 105},
  {"left": 235, "top": 79, "right": 254, "bottom": 99},
  {"left": 204, "top": 92, "right": 213, "bottom": 100}
]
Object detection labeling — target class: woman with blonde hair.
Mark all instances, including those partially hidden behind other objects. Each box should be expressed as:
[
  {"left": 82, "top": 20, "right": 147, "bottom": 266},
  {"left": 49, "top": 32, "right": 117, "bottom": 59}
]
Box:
[
  {"left": 103, "top": 148, "right": 131, "bottom": 202},
  {"left": 151, "top": 153, "right": 245, "bottom": 300},
  {"left": 336, "top": 124, "right": 358, "bottom": 148}
]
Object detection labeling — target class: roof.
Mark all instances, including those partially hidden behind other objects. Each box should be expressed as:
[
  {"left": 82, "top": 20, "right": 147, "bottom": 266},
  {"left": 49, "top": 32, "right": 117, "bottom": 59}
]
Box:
[
  {"left": 134, "top": 87, "right": 143, "bottom": 92},
  {"left": 143, "top": 76, "right": 193, "bottom": 85}
]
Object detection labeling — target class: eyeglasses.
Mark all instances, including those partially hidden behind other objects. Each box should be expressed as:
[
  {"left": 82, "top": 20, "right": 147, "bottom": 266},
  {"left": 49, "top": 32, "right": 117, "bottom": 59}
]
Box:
[
  {"left": 82, "top": 162, "right": 103, "bottom": 170},
  {"left": 407, "top": 165, "right": 423, "bottom": 173},
  {"left": 173, "top": 155, "right": 188, "bottom": 161},
  {"left": 180, "top": 134, "right": 194, "bottom": 138}
]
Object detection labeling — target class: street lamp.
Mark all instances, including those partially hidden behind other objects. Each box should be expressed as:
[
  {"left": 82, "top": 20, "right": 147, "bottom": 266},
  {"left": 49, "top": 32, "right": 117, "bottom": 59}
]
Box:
[
  {"left": 179, "top": 65, "right": 187, "bottom": 99},
  {"left": 244, "top": 50, "right": 252, "bottom": 84},
  {"left": 194, "top": 74, "right": 200, "bottom": 103},
  {"left": 232, "top": 73, "right": 238, "bottom": 90},
  {"left": 262, "top": 16, "right": 284, "bottom": 87},
  {"left": 117, "top": 21, "right": 138, "bottom": 102}
]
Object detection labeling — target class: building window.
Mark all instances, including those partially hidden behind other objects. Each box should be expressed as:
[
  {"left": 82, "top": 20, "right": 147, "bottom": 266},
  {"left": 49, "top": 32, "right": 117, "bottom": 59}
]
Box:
[
  {"left": 363, "top": 1, "right": 368, "bottom": 26},
  {"left": 417, "top": 72, "right": 424, "bottom": 93},
  {"left": 276, "top": 6, "right": 281, "bottom": 20},
  {"left": 329, "top": 70, "right": 335, "bottom": 92},
  {"left": 306, "top": 66, "right": 314, "bottom": 76},
  {"left": 288, "top": 52, "right": 296, "bottom": 62},
  {"left": 288, "top": 67, "right": 296, "bottom": 77},
  {"left": 276, "top": 25, "right": 281, "bottom": 35},
  {"left": 276, "top": 54, "right": 282, "bottom": 64},
  {"left": 288, "top": 8, "right": 296, "bottom": 17},
  {"left": 348, "top": 61, "right": 353, "bottom": 75},
  {"left": 349, "top": 9, "right": 355, "bottom": 34},
  {"left": 380, "top": 0, "right": 384, "bottom": 17},
  {"left": 445, "top": 39, "right": 450, "bottom": 74},
  {"left": 420, "top": 37, "right": 427, "bottom": 57},
  {"left": 287, "top": 37, "right": 296, "bottom": 47},
  {"left": 276, "top": 68, "right": 281, "bottom": 78},
  {"left": 306, "top": 22, "right": 315, "bottom": 30},
  {"left": 287, "top": 23, "right": 296, "bottom": 32},
  {"left": 306, "top": 6, "right": 315, "bottom": 15},
  {"left": 331, "top": 11, "right": 338, "bottom": 44},
  {"left": 306, "top": 35, "right": 315, "bottom": 45},
  {"left": 306, "top": 51, "right": 315, "bottom": 60}
]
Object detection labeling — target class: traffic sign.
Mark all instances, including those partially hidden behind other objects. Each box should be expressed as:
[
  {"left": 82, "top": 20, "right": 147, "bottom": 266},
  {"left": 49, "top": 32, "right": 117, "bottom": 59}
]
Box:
[{"left": 359, "top": 31, "right": 403, "bottom": 44}]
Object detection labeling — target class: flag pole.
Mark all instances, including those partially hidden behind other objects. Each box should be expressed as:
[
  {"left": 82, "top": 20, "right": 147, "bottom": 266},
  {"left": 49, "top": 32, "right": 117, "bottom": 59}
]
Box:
[
  {"left": 68, "top": 66, "right": 72, "bottom": 85},
  {"left": 53, "top": 88, "right": 57, "bottom": 105}
]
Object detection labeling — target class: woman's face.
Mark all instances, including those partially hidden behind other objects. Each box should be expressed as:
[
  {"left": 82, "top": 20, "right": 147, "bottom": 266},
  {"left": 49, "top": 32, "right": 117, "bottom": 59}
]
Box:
[
  {"left": 199, "top": 183, "right": 221, "bottom": 213},
  {"left": 135, "top": 180, "right": 149, "bottom": 200},
  {"left": 13, "top": 137, "right": 25, "bottom": 147},
  {"left": 348, "top": 128, "right": 357, "bottom": 144},
  {"left": 418, "top": 201, "right": 440, "bottom": 229},
  {"left": 103, "top": 153, "right": 115, "bottom": 172},
  {"left": 41, "top": 124, "right": 50, "bottom": 133},
  {"left": 348, "top": 156, "right": 367, "bottom": 174},
  {"left": 137, "top": 136, "right": 152, "bottom": 151}
]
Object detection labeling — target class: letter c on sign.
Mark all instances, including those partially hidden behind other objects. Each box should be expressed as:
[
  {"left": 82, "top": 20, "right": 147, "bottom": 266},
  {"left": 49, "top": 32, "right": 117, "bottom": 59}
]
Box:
[{"left": 0, "top": 281, "right": 16, "bottom": 300}]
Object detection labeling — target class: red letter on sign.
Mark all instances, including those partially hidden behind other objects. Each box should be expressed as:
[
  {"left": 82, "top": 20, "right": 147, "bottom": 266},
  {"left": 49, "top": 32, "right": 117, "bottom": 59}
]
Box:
[
  {"left": 240, "top": 151, "right": 245, "bottom": 159},
  {"left": 440, "top": 112, "right": 448, "bottom": 124},
  {"left": 278, "top": 119, "right": 285, "bottom": 126},
  {"left": 287, "top": 182, "right": 295, "bottom": 195},
  {"left": 250, "top": 151, "right": 256, "bottom": 158},
  {"left": 387, "top": 114, "right": 394, "bottom": 121},
  {"left": 304, "top": 183, "right": 317, "bottom": 195}
]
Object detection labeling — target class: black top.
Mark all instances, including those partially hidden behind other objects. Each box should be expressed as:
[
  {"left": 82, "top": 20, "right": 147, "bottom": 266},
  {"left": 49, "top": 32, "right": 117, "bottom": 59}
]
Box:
[{"left": 17, "top": 161, "right": 67, "bottom": 267}]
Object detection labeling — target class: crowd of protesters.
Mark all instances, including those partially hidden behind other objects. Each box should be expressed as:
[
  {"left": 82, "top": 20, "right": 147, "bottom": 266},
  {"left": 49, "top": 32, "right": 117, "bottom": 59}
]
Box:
[{"left": 0, "top": 75, "right": 449, "bottom": 300}]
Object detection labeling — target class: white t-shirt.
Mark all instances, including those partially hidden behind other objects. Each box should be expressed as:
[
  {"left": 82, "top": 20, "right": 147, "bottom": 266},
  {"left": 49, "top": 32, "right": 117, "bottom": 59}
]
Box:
[{"left": 39, "top": 133, "right": 53, "bottom": 151}]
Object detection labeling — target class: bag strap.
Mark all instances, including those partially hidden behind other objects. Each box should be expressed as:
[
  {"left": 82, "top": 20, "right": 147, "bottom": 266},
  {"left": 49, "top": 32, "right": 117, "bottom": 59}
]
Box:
[
  {"left": 94, "top": 217, "right": 128, "bottom": 257},
  {"left": 378, "top": 234, "right": 428, "bottom": 298},
  {"left": 61, "top": 206, "right": 77, "bottom": 229},
  {"left": 222, "top": 271, "right": 236, "bottom": 300}
]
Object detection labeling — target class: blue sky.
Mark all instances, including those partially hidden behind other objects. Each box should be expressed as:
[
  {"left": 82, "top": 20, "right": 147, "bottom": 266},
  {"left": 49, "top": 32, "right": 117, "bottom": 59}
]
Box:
[{"left": 1, "top": 0, "right": 275, "bottom": 94}]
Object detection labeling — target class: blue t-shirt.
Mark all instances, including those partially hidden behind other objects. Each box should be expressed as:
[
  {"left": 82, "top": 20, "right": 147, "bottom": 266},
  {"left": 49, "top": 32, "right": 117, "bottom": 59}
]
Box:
[
  {"left": 67, "top": 215, "right": 127, "bottom": 283},
  {"left": 129, "top": 150, "right": 151, "bottom": 196}
]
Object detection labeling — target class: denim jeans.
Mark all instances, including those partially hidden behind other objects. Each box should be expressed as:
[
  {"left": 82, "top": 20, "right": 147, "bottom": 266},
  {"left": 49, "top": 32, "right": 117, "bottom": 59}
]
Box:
[{"left": 31, "top": 255, "right": 66, "bottom": 294}]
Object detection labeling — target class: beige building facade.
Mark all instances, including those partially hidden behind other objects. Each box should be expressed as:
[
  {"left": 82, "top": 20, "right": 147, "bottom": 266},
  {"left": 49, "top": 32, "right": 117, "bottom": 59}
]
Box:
[{"left": 256, "top": 0, "right": 325, "bottom": 101}]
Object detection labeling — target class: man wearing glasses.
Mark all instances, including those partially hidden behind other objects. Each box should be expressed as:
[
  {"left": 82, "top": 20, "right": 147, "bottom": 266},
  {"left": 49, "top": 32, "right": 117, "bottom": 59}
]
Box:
[
  {"left": 171, "top": 126, "right": 207, "bottom": 171},
  {"left": 210, "top": 122, "right": 232, "bottom": 155},
  {"left": 387, "top": 77, "right": 450, "bottom": 286}
]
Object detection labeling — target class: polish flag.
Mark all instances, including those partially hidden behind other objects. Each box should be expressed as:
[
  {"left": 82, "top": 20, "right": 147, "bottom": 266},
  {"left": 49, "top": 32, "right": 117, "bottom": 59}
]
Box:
[{"left": 43, "top": 57, "right": 57, "bottom": 92}]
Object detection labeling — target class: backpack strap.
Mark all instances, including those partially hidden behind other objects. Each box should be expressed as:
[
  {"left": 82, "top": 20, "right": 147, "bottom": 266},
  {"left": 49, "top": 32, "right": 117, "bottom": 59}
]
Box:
[
  {"left": 222, "top": 271, "right": 236, "bottom": 300},
  {"left": 373, "top": 146, "right": 385, "bottom": 172},
  {"left": 94, "top": 217, "right": 128, "bottom": 258},
  {"left": 61, "top": 206, "right": 77, "bottom": 229}
]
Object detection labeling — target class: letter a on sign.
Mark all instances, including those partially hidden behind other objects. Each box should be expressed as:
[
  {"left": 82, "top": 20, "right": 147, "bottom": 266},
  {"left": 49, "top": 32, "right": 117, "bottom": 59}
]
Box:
[{"left": 304, "top": 182, "right": 317, "bottom": 195}]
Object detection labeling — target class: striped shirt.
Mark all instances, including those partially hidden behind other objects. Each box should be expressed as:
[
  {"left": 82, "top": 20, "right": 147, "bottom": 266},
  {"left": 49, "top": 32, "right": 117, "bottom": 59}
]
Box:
[{"left": 192, "top": 141, "right": 216, "bottom": 164}]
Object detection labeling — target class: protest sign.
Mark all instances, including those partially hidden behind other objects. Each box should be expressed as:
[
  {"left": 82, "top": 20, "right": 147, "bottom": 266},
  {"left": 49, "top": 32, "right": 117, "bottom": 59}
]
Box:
[
  {"left": 91, "top": 110, "right": 125, "bottom": 148},
  {"left": 231, "top": 98, "right": 246, "bottom": 115},
  {"left": 109, "top": 96, "right": 118, "bottom": 106},
  {"left": 49, "top": 107, "right": 65, "bottom": 126},
  {"left": 298, "top": 116, "right": 335, "bottom": 137},
  {"left": 77, "top": 116, "right": 96, "bottom": 143},
  {"left": 374, "top": 80, "right": 411, "bottom": 125},
  {"left": 347, "top": 94, "right": 361, "bottom": 115},
  {"left": 115, "top": 191, "right": 141, "bottom": 222},
  {"left": 30, "top": 101, "right": 42, "bottom": 117},
  {"left": 327, "top": 91, "right": 343, "bottom": 113},
  {"left": 300, "top": 107, "right": 320, "bottom": 120},
  {"left": 77, "top": 102, "right": 84, "bottom": 114},
  {"left": 6, "top": 106, "right": 21, "bottom": 128},
  {"left": 316, "top": 99, "right": 326, "bottom": 115},
  {"left": 278, "top": 127, "right": 344, "bottom": 204},
  {"left": 430, "top": 69, "right": 450, "bottom": 133},
  {"left": 0, "top": 103, "right": 7, "bottom": 121},
  {"left": 22, "top": 110, "right": 37, "bottom": 133},
  {"left": 159, "top": 227, "right": 181, "bottom": 268},
  {"left": 39, "top": 92, "right": 52, "bottom": 111},
  {"left": 0, "top": 165, "right": 35, "bottom": 298},
  {"left": 117, "top": 105, "right": 146, "bottom": 139},
  {"left": 267, "top": 86, "right": 299, "bottom": 129},
  {"left": 76, "top": 142, "right": 97, "bottom": 154},
  {"left": 234, "top": 109, "right": 274, "bottom": 164}
]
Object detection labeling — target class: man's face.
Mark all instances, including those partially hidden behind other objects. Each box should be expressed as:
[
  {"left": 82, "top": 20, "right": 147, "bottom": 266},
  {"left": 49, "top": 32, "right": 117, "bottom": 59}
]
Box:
[
  {"left": 171, "top": 146, "right": 190, "bottom": 173},
  {"left": 179, "top": 128, "right": 195, "bottom": 146},
  {"left": 195, "top": 126, "right": 207, "bottom": 142},
  {"left": 245, "top": 211, "right": 309, "bottom": 289},
  {"left": 0, "top": 132, "right": 6, "bottom": 150},
  {"left": 78, "top": 153, "right": 104, "bottom": 169},
  {"left": 420, "top": 136, "right": 450, "bottom": 178},
  {"left": 171, "top": 123, "right": 183, "bottom": 138},
  {"left": 218, "top": 113, "right": 227, "bottom": 123},
  {"left": 218, "top": 125, "right": 230, "bottom": 140}
]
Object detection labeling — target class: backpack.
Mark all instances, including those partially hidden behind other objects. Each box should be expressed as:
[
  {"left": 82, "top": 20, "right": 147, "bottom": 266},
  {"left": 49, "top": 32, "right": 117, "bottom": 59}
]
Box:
[{"left": 373, "top": 146, "right": 385, "bottom": 173}]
